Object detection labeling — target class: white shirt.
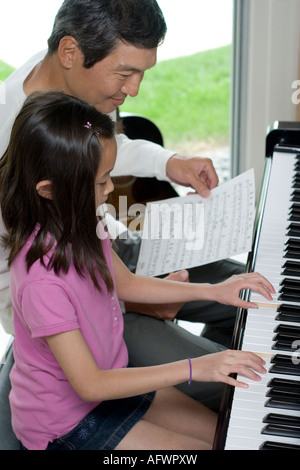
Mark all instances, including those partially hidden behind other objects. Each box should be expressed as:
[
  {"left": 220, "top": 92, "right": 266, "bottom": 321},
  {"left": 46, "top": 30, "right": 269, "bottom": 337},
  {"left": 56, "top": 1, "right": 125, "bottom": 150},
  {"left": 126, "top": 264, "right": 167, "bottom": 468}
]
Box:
[{"left": 0, "top": 51, "right": 176, "bottom": 334}]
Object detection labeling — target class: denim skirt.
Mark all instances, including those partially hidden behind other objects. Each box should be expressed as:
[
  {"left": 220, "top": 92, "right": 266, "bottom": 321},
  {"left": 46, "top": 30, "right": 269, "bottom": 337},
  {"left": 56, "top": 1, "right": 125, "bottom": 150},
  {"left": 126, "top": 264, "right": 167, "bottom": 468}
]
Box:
[{"left": 44, "top": 392, "right": 155, "bottom": 450}]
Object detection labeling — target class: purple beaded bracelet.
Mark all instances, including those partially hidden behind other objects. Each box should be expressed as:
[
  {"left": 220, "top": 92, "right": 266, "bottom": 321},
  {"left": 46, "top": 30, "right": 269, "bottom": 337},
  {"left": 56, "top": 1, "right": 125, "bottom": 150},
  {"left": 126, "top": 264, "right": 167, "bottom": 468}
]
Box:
[{"left": 188, "top": 357, "right": 192, "bottom": 386}]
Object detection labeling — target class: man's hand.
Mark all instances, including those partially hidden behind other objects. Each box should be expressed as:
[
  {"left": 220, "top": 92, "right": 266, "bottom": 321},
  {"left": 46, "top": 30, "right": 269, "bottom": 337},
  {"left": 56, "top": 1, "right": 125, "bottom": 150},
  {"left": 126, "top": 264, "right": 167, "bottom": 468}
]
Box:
[
  {"left": 124, "top": 270, "right": 189, "bottom": 321},
  {"left": 166, "top": 154, "right": 219, "bottom": 197}
]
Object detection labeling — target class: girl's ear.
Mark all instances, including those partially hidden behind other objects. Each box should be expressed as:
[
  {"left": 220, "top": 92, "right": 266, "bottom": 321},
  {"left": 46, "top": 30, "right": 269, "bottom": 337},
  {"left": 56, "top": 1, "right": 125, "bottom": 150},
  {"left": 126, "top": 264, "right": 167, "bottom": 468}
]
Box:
[{"left": 36, "top": 180, "right": 53, "bottom": 200}]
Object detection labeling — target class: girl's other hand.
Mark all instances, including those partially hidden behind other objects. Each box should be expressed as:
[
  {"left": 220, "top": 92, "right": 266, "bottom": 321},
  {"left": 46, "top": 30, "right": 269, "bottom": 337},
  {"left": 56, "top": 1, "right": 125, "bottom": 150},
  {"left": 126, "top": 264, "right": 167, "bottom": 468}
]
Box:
[
  {"left": 214, "top": 272, "right": 275, "bottom": 309},
  {"left": 193, "top": 349, "right": 267, "bottom": 389}
]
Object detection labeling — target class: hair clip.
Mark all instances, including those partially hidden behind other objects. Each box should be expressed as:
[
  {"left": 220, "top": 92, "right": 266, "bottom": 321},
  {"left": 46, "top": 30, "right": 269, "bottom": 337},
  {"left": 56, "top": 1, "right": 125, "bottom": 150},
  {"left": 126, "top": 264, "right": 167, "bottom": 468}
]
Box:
[{"left": 84, "top": 121, "right": 99, "bottom": 136}]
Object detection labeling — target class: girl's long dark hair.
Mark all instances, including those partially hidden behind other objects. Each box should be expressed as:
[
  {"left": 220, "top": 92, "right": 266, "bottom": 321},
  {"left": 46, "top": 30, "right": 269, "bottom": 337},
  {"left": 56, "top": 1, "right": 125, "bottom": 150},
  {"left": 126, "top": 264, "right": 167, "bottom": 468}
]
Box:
[{"left": 0, "top": 91, "right": 115, "bottom": 292}]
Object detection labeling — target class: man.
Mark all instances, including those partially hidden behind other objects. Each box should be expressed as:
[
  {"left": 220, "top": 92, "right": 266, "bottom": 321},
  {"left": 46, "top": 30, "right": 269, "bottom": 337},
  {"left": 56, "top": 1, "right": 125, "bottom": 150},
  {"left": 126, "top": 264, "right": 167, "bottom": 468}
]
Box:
[{"left": 0, "top": 0, "right": 243, "bottom": 410}]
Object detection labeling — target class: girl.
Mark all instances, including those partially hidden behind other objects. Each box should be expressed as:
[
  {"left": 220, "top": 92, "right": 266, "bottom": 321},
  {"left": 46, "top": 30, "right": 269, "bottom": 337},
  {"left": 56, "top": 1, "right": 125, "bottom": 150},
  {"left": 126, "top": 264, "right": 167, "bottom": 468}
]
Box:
[{"left": 0, "top": 91, "right": 274, "bottom": 451}]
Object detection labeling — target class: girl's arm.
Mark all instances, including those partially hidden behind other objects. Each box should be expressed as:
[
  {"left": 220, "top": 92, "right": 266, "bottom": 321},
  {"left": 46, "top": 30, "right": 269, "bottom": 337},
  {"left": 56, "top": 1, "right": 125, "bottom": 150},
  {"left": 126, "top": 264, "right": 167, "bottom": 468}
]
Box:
[
  {"left": 46, "top": 329, "right": 267, "bottom": 403},
  {"left": 111, "top": 249, "right": 275, "bottom": 310},
  {"left": 45, "top": 250, "right": 273, "bottom": 404}
]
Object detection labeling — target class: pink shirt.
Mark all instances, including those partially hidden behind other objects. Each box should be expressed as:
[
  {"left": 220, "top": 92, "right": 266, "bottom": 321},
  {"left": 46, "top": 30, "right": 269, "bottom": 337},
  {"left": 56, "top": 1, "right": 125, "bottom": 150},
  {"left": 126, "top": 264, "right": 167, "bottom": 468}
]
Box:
[{"left": 9, "top": 231, "right": 128, "bottom": 450}]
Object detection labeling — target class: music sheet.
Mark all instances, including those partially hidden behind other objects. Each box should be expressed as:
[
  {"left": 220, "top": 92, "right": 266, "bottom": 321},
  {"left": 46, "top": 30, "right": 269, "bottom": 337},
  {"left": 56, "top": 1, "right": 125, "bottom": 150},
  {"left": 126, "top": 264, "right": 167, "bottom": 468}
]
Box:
[{"left": 135, "top": 169, "right": 255, "bottom": 276}]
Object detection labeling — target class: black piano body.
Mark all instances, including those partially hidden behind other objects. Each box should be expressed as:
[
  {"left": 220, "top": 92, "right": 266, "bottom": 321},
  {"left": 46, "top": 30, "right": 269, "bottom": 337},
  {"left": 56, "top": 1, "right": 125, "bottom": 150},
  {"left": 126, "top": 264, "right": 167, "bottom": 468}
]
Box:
[{"left": 214, "top": 121, "right": 300, "bottom": 450}]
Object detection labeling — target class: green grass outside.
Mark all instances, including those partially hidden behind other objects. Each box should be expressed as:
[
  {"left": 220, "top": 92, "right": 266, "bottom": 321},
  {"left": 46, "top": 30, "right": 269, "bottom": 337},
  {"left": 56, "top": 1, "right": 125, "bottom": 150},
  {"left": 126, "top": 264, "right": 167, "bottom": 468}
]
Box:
[
  {"left": 121, "top": 45, "right": 231, "bottom": 149},
  {"left": 0, "top": 60, "right": 15, "bottom": 82},
  {"left": 0, "top": 45, "right": 231, "bottom": 149}
]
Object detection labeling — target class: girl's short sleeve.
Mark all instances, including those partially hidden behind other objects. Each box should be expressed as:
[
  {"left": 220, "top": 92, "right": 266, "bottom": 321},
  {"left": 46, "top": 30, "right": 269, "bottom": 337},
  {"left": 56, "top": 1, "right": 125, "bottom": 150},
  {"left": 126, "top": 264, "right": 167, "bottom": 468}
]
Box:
[{"left": 20, "top": 279, "right": 80, "bottom": 338}]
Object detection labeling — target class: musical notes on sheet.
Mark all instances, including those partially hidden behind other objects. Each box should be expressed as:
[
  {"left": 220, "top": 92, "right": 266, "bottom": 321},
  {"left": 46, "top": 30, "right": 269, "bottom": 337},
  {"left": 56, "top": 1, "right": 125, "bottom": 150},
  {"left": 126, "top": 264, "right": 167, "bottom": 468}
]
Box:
[{"left": 136, "top": 169, "right": 255, "bottom": 276}]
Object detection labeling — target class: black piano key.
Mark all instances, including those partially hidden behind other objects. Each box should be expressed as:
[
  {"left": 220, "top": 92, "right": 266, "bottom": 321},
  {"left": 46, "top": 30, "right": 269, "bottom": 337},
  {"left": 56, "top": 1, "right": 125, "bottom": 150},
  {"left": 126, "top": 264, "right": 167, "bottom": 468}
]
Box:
[
  {"left": 276, "top": 304, "right": 300, "bottom": 323},
  {"left": 261, "top": 423, "right": 300, "bottom": 439},
  {"left": 286, "top": 224, "right": 300, "bottom": 237},
  {"left": 263, "top": 413, "right": 300, "bottom": 427},
  {"left": 260, "top": 441, "right": 300, "bottom": 450},
  {"left": 291, "top": 193, "right": 300, "bottom": 203},
  {"left": 272, "top": 339, "right": 296, "bottom": 352},
  {"left": 265, "top": 397, "right": 300, "bottom": 412},
  {"left": 266, "top": 386, "right": 300, "bottom": 400},
  {"left": 273, "top": 324, "right": 300, "bottom": 338},
  {"left": 284, "top": 239, "right": 300, "bottom": 258},
  {"left": 278, "top": 292, "right": 300, "bottom": 302},
  {"left": 288, "top": 206, "right": 300, "bottom": 222},
  {"left": 274, "top": 324, "right": 300, "bottom": 339},
  {"left": 271, "top": 354, "right": 295, "bottom": 365},
  {"left": 280, "top": 277, "right": 300, "bottom": 287},
  {"left": 285, "top": 238, "right": 300, "bottom": 249},
  {"left": 280, "top": 278, "right": 300, "bottom": 289},
  {"left": 276, "top": 312, "right": 300, "bottom": 323},
  {"left": 269, "top": 354, "right": 300, "bottom": 376},
  {"left": 270, "top": 364, "right": 300, "bottom": 376},
  {"left": 284, "top": 249, "right": 300, "bottom": 259},
  {"left": 281, "top": 260, "right": 300, "bottom": 276},
  {"left": 267, "top": 377, "right": 300, "bottom": 391},
  {"left": 272, "top": 328, "right": 300, "bottom": 348}
]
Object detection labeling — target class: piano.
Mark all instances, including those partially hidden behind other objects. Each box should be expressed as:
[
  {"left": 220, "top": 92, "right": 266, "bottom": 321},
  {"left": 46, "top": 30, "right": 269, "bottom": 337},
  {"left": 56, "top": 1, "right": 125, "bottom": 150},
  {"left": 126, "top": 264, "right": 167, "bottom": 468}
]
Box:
[{"left": 214, "top": 121, "right": 300, "bottom": 450}]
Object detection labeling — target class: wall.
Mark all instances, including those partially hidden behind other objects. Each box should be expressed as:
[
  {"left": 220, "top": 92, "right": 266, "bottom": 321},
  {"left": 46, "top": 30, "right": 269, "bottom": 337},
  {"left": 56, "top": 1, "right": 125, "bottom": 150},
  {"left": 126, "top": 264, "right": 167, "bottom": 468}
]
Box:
[{"left": 232, "top": 0, "right": 300, "bottom": 196}]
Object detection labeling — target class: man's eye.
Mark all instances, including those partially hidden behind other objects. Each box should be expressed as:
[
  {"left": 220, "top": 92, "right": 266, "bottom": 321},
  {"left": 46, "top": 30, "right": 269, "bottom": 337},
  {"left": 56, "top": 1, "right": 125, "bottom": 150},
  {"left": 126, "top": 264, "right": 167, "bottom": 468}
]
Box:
[{"left": 119, "top": 73, "right": 132, "bottom": 78}]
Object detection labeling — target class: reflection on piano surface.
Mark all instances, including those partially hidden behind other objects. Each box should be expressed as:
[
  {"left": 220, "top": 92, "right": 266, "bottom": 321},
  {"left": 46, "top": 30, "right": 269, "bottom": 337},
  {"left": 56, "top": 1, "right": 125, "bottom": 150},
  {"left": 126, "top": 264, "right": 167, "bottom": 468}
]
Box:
[{"left": 214, "top": 122, "right": 300, "bottom": 450}]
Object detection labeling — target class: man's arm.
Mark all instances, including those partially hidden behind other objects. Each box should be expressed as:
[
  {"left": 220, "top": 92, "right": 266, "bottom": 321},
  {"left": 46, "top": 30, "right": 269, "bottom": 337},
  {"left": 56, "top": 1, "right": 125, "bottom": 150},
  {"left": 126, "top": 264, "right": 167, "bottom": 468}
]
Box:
[{"left": 111, "top": 132, "right": 219, "bottom": 197}]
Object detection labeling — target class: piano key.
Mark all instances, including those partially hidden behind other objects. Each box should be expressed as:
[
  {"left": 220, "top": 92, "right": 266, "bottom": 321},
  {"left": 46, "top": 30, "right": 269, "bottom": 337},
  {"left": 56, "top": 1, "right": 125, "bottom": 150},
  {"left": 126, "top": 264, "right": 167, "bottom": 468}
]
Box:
[
  {"left": 221, "top": 151, "right": 300, "bottom": 450},
  {"left": 282, "top": 260, "right": 300, "bottom": 276},
  {"left": 266, "top": 384, "right": 300, "bottom": 400},
  {"left": 277, "top": 303, "right": 300, "bottom": 318},
  {"left": 285, "top": 237, "right": 300, "bottom": 249},
  {"left": 265, "top": 397, "right": 300, "bottom": 412},
  {"left": 225, "top": 391, "right": 300, "bottom": 448},
  {"left": 288, "top": 214, "right": 300, "bottom": 223},
  {"left": 259, "top": 441, "right": 300, "bottom": 450},
  {"left": 272, "top": 338, "right": 299, "bottom": 352},
  {"left": 263, "top": 413, "right": 300, "bottom": 426},
  {"left": 291, "top": 194, "right": 300, "bottom": 204},
  {"left": 241, "top": 308, "right": 300, "bottom": 355},
  {"left": 273, "top": 324, "right": 300, "bottom": 337},
  {"left": 284, "top": 249, "right": 300, "bottom": 258},
  {"left": 262, "top": 423, "right": 300, "bottom": 439},
  {"left": 224, "top": 376, "right": 300, "bottom": 447},
  {"left": 269, "top": 363, "right": 300, "bottom": 377},
  {"left": 267, "top": 376, "right": 300, "bottom": 389},
  {"left": 276, "top": 310, "right": 300, "bottom": 323},
  {"left": 279, "top": 278, "right": 300, "bottom": 293}
]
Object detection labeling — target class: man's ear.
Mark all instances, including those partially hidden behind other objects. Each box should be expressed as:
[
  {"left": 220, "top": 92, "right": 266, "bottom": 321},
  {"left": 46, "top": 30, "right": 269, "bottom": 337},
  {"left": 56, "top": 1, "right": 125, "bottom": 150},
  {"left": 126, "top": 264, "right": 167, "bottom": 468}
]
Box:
[
  {"left": 36, "top": 180, "right": 53, "bottom": 200},
  {"left": 57, "top": 36, "right": 79, "bottom": 69}
]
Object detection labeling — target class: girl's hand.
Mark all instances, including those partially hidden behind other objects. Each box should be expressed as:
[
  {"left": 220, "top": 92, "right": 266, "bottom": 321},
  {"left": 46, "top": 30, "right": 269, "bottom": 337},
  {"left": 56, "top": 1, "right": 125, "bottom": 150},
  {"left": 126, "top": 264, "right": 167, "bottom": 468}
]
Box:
[
  {"left": 193, "top": 349, "right": 267, "bottom": 389},
  {"left": 213, "top": 272, "right": 275, "bottom": 309}
]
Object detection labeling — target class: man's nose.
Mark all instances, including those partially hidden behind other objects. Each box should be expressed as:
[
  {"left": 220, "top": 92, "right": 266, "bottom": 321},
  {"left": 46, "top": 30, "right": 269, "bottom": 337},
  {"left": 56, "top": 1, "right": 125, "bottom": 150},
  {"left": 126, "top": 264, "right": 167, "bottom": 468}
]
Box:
[{"left": 121, "top": 73, "right": 144, "bottom": 97}]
